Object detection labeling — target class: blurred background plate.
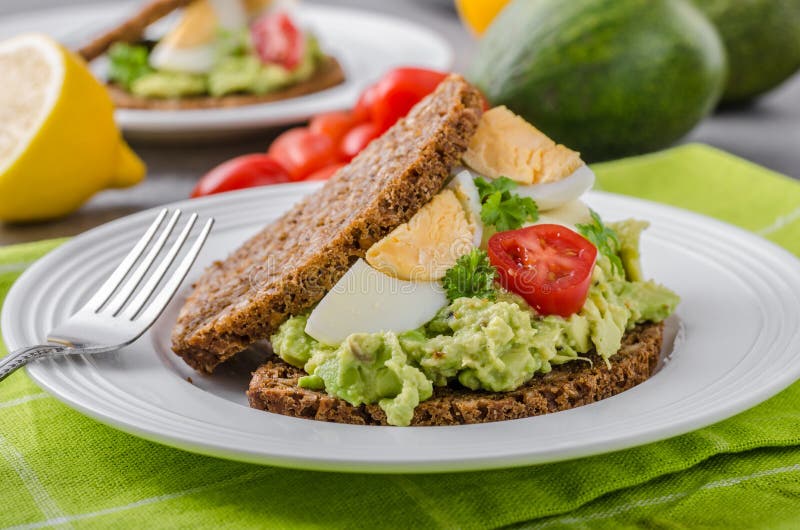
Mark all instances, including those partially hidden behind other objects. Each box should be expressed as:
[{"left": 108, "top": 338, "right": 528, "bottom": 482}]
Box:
[{"left": 0, "top": 2, "right": 453, "bottom": 140}]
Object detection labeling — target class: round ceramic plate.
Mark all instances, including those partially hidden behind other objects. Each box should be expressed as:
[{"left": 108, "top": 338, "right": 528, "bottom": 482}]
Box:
[
  {"left": 4, "top": 185, "right": 800, "bottom": 473},
  {"left": 0, "top": 2, "right": 453, "bottom": 140}
]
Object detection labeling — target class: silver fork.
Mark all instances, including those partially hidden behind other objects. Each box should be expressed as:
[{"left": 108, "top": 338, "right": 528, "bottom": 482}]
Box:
[{"left": 0, "top": 209, "right": 213, "bottom": 382}]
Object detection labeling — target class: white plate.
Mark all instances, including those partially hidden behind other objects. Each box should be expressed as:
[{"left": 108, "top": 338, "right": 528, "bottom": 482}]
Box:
[
  {"left": 0, "top": 2, "right": 453, "bottom": 140},
  {"left": 4, "top": 185, "right": 800, "bottom": 473}
]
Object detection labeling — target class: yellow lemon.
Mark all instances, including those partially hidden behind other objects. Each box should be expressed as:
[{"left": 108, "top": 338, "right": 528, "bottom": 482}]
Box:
[
  {"left": 0, "top": 33, "right": 145, "bottom": 222},
  {"left": 455, "top": 0, "right": 510, "bottom": 36}
]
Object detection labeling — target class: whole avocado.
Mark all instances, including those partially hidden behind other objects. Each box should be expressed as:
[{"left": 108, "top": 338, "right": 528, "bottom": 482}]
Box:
[
  {"left": 690, "top": 0, "right": 800, "bottom": 104},
  {"left": 467, "top": 0, "right": 727, "bottom": 161}
]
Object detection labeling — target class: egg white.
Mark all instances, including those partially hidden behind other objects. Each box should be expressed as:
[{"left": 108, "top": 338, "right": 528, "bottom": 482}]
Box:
[
  {"left": 527, "top": 200, "right": 592, "bottom": 231},
  {"left": 447, "top": 169, "right": 483, "bottom": 247},
  {"left": 514, "top": 165, "right": 595, "bottom": 211},
  {"left": 305, "top": 259, "right": 448, "bottom": 345},
  {"left": 150, "top": 0, "right": 248, "bottom": 74},
  {"left": 149, "top": 44, "right": 217, "bottom": 74}
]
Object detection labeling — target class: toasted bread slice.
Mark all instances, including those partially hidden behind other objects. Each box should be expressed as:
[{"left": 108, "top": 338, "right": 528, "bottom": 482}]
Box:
[
  {"left": 172, "top": 74, "right": 484, "bottom": 373},
  {"left": 78, "top": 0, "right": 193, "bottom": 62},
  {"left": 247, "top": 323, "right": 663, "bottom": 426},
  {"left": 107, "top": 55, "right": 345, "bottom": 110}
]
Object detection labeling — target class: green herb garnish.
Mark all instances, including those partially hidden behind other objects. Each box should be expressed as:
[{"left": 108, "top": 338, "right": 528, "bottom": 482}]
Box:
[
  {"left": 442, "top": 248, "right": 498, "bottom": 302},
  {"left": 107, "top": 42, "right": 153, "bottom": 90},
  {"left": 474, "top": 176, "right": 538, "bottom": 232},
  {"left": 576, "top": 209, "right": 624, "bottom": 274}
]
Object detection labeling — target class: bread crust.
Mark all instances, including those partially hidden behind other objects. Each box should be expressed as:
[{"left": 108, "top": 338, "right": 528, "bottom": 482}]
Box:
[
  {"left": 246, "top": 322, "right": 664, "bottom": 426},
  {"left": 171, "top": 75, "right": 484, "bottom": 373},
  {"left": 78, "top": 0, "right": 193, "bottom": 62},
  {"left": 107, "top": 56, "right": 346, "bottom": 110}
]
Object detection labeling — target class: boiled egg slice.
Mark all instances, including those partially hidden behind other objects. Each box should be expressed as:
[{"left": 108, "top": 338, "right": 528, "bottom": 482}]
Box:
[
  {"left": 365, "top": 188, "right": 477, "bottom": 281},
  {"left": 462, "top": 106, "right": 584, "bottom": 185},
  {"left": 447, "top": 169, "right": 483, "bottom": 247},
  {"left": 513, "top": 165, "right": 596, "bottom": 211},
  {"left": 457, "top": 164, "right": 594, "bottom": 213},
  {"left": 527, "top": 200, "right": 592, "bottom": 231},
  {"left": 150, "top": 0, "right": 247, "bottom": 74},
  {"left": 305, "top": 259, "right": 448, "bottom": 345}
]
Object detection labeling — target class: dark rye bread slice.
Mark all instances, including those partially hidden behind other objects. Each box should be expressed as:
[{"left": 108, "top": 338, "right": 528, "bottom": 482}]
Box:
[
  {"left": 106, "top": 55, "right": 346, "bottom": 110},
  {"left": 172, "top": 75, "right": 483, "bottom": 373},
  {"left": 78, "top": 0, "right": 192, "bottom": 62},
  {"left": 247, "top": 322, "right": 664, "bottom": 426}
]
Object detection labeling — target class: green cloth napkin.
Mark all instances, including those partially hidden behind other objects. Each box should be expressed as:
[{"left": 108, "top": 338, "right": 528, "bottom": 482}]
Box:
[{"left": 2, "top": 144, "right": 800, "bottom": 529}]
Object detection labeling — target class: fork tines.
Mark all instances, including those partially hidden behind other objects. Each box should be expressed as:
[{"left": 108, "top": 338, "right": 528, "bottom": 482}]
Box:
[{"left": 86, "top": 209, "right": 213, "bottom": 325}]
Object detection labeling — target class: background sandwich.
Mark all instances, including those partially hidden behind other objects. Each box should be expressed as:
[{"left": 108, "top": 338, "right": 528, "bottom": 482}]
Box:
[{"left": 79, "top": 0, "right": 345, "bottom": 110}]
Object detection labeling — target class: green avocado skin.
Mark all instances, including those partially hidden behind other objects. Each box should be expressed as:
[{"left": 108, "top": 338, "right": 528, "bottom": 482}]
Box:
[
  {"left": 467, "top": 0, "right": 727, "bottom": 162},
  {"left": 691, "top": 0, "right": 800, "bottom": 104}
]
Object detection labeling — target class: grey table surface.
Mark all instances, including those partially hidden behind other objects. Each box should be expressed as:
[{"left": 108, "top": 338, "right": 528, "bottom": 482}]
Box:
[{"left": 1, "top": 0, "right": 799, "bottom": 245}]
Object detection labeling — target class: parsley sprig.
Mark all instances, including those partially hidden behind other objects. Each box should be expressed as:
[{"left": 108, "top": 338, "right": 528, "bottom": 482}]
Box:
[
  {"left": 474, "top": 176, "right": 539, "bottom": 232},
  {"left": 442, "top": 249, "right": 498, "bottom": 302},
  {"left": 107, "top": 43, "right": 153, "bottom": 90},
  {"left": 576, "top": 209, "right": 624, "bottom": 275}
]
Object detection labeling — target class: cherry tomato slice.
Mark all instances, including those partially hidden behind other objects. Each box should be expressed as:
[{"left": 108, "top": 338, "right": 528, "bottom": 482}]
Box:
[
  {"left": 190, "top": 154, "right": 290, "bottom": 198},
  {"left": 487, "top": 224, "right": 598, "bottom": 317},
  {"left": 251, "top": 12, "right": 305, "bottom": 70},
  {"left": 305, "top": 163, "right": 346, "bottom": 181},
  {"left": 340, "top": 122, "right": 380, "bottom": 162},
  {"left": 369, "top": 68, "right": 449, "bottom": 133},
  {"left": 309, "top": 111, "right": 358, "bottom": 144},
  {"left": 268, "top": 127, "right": 339, "bottom": 181}
]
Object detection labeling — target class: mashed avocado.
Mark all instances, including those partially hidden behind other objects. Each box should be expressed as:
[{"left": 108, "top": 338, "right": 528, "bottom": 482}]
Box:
[
  {"left": 131, "top": 71, "right": 207, "bottom": 98},
  {"left": 270, "top": 219, "right": 679, "bottom": 426},
  {"left": 610, "top": 220, "right": 648, "bottom": 282},
  {"left": 273, "top": 320, "right": 432, "bottom": 426},
  {"left": 128, "top": 36, "right": 322, "bottom": 99}
]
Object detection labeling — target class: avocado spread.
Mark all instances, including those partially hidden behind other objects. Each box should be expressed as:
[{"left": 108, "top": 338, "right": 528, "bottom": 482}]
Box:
[
  {"left": 271, "top": 219, "right": 679, "bottom": 426},
  {"left": 118, "top": 35, "right": 323, "bottom": 99}
]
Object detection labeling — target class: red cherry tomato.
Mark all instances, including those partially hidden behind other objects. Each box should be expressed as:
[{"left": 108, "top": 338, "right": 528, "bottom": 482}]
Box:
[
  {"left": 369, "top": 68, "right": 449, "bottom": 132},
  {"left": 340, "top": 122, "right": 380, "bottom": 161},
  {"left": 251, "top": 12, "right": 305, "bottom": 70},
  {"left": 309, "top": 111, "right": 358, "bottom": 144},
  {"left": 487, "top": 224, "right": 598, "bottom": 317},
  {"left": 352, "top": 83, "right": 379, "bottom": 123},
  {"left": 268, "top": 127, "right": 339, "bottom": 181},
  {"left": 190, "top": 154, "right": 290, "bottom": 198},
  {"left": 305, "top": 163, "right": 346, "bottom": 181}
]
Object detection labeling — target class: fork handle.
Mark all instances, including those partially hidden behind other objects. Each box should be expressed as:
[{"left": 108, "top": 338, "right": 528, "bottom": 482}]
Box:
[{"left": 0, "top": 345, "right": 68, "bottom": 382}]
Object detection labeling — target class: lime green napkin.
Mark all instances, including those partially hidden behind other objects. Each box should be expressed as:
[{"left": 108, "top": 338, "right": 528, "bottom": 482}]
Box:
[{"left": 2, "top": 144, "right": 800, "bottom": 529}]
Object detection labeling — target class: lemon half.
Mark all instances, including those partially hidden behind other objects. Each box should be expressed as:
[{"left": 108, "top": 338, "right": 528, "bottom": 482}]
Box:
[{"left": 0, "top": 33, "right": 145, "bottom": 222}]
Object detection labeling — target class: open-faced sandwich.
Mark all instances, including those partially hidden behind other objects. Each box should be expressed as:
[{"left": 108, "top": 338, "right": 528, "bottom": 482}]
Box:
[
  {"left": 78, "top": 0, "right": 345, "bottom": 110},
  {"left": 172, "top": 75, "right": 679, "bottom": 426}
]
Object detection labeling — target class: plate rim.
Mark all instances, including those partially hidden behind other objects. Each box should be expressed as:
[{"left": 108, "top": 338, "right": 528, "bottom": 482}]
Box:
[{"left": 4, "top": 185, "right": 800, "bottom": 473}]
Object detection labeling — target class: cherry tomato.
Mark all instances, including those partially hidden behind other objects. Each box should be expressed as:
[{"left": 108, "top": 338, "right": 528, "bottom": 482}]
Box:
[
  {"left": 305, "top": 163, "right": 346, "bottom": 181},
  {"left": 487, "top": 224, "right": 598, "bottom": 317},
  {"left": 251, "top": 12, "right": 305, "bottom": 70},
  {"left": 340, "top": 122, "right": 380, "bottom": 161},
  {"left": 369, "top": 68, "right": 449, "bottom": 132},
  {"left": 352, "top": 83, "right": 379, "bottom": 123},
  {"left": 268, "top": 127, "right": 339, "bottom": 181},
  {"left": 309, "top": 111, "right": 358, "bottom": 144},
  {"left": 190, "top": 154, "right": 290, "bottom": 198}
]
